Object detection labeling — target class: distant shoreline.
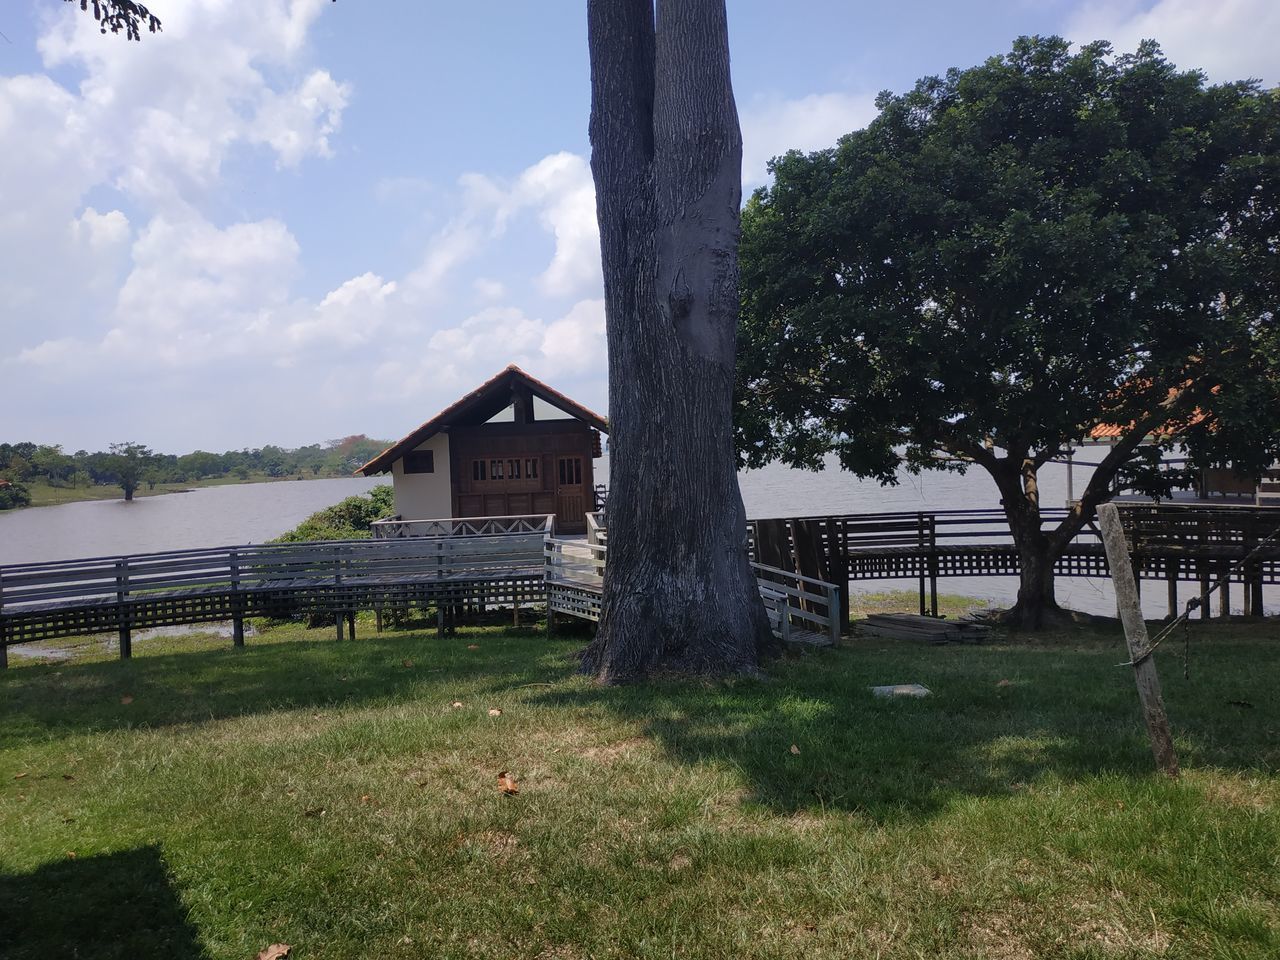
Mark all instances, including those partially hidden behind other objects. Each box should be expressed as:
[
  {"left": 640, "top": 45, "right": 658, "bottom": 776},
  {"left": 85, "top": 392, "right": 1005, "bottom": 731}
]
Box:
[{"left": 6, "top": 473, "right": 368, "bottom": 512}]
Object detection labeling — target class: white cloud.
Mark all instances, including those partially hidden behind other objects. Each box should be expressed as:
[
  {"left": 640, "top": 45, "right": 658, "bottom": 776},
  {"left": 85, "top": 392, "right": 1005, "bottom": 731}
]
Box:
[
  {"left": 510, "top": 153, "right": 601, "bottom": 298},
  {"left": 1067, "top": 0, "right": 1280, "bottom": 85},
  {"left": 33, "top": 0, "right": 349, "bottom": 200},
  {"left": 251, "top": 69, "right": 350, "bottom": 168},
  {"left": 285, "top": 273, "right": 398, "bottom": 348},
  {"left": 740, "top": 91, "right": 878, "bottom": 187},
  {"left": 411, "top": 152, "right": 602, "bottom": 302},
  {"left": 473, "top": 278, "right": 507, "bottom": 301},
  {"left": 541, "top": 299, "right": 607, "bottom": 375}
]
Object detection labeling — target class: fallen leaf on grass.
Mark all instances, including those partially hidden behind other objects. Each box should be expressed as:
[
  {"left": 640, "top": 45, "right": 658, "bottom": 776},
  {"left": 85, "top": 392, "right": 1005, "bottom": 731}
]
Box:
[
  {"left": 65, "top": 851, "right": 76, "bottom": 860},
  {"left": 255, "top": 945, "right": 291, "bottom": 960},
  {"left": 488, "top": 708, "right": 503, "bottom": 717},
  {"left": 62, "top": 774, "right": 74, "bottom": 781},
  {"left": 120, "top": 695, "right": 134, "bottom": 705},
  {"left": 451, "top": 701, "right": 464, "bottom": 709},
  {"left": 402, "top": 659, "right": 414, "bottom": 668},
  {"left": 13, "top": 772, "right": 27, "bottom": 780},
  {"left": 789, "top": 744, "right": 801, "bottom": 755},
  {"left": 996, "top": 679, "right": 1012, "bottom": 688},
  {"left": 359, "top": 794, "right": 373, "bottom": 804},
  {"left": 497, "top": 771, "right": 519, "bottom": 795},
  {"left": 467, "top": 644, "right": 480, "bottom": 650},
  {"left": 303, "top": 807, "right": 326, "bottom": 818}
]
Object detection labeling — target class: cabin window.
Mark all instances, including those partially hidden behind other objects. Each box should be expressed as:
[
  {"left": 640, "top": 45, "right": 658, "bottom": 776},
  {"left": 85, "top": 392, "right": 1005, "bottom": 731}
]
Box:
[
  {"left": 472, "top": 460, "right": 487, "bottom": 481},
  {"left": 489, "top": 459, "right": 505, "bottom": 480},
  {"left": 525, "top": 458, "right": 539, "bottom": 480},
  {"left": 507, "top": 459, "right": 522, "bottom": 480},
  {"left": 403, "top": 451, "right": 434, "bottom": 474},
  {"left": 558, "top": 457, "right": 582, "bottom": 486}
]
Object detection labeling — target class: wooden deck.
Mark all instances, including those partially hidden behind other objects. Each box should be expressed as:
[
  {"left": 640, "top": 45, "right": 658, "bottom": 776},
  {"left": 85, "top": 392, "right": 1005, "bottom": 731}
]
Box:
[{"left": 544, "top": 537, "right": 843, "bottom": 647}]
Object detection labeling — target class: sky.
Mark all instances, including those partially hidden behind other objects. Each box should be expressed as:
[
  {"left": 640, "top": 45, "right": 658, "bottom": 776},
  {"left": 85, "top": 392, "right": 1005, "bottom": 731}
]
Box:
[{"left": 1, "top": 0, "right": 1276, "bottom": 454}]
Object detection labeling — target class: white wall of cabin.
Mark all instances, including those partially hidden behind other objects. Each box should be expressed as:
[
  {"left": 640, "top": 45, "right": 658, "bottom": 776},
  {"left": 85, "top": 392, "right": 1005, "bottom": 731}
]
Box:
[{"left": 390, "top": 433, "right": 453, "bottom": 519}]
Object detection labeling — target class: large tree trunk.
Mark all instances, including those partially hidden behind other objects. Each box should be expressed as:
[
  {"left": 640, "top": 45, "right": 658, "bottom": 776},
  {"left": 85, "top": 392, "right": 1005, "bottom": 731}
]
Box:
[
  {"left": 992, "top": 459, "right": 1066, "bottom": 629},
  {"left": 583, "top": 0, "right": 775, "bottom": 682}
]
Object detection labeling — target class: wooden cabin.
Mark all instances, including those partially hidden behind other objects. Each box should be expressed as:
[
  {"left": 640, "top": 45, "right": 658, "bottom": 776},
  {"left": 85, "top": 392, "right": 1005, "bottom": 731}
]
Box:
[{"left": 358, "top": 365, "right": 607, "bottom": 534}]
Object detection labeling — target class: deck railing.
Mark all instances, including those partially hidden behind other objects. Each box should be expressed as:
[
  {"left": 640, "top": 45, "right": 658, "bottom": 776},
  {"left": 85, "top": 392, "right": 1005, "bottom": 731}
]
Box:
[
  {"left": 543, "top": 533, "right": 841, "bottom": 644},
  {"left": 0, "top": 532, "right": 548, "bottom": 660},
  {"left": 371, "top": 514, "right": 554, "bottom": 539}
]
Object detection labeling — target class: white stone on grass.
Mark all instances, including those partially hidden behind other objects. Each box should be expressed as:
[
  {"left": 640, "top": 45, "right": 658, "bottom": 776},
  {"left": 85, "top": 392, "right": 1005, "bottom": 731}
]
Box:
[{"left": 870, "top": 683, "right": 932, "bottom": 698}]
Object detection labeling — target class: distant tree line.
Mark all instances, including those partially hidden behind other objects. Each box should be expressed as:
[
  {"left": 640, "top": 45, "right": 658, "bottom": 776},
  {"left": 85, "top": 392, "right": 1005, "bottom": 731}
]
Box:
[{"left": 0, "top": 435, "right": 390, "bottom": 508}]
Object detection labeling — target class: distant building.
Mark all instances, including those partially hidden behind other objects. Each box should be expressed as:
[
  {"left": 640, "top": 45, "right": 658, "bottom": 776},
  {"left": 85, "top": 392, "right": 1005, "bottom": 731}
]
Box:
[{"left": 358, "top": 365, "right": 607, "bottom": 534}]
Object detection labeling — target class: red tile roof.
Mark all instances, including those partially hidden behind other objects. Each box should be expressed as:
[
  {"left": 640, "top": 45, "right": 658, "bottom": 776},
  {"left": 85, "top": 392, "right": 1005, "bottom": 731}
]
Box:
[{"left": 357, "top": 365, "right": 608, "bottom": 475}]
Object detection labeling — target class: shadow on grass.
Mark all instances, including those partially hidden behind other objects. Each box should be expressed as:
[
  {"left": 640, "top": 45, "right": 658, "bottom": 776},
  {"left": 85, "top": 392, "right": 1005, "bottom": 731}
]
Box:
[
  {"left": 534, "top": 634, "right": 1280, "bottom": 822},
  {"left": 0, "top": 845, "right": 209, "bottom": 960},
  {"left": 0, "top": 628, "right": 568, "bottom": 749}
]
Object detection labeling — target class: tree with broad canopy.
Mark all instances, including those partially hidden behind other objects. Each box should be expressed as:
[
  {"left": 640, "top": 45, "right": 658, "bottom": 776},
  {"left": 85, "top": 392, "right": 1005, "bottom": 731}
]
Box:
[{"left": 737, "top": 37, "right": 1280, "bottom": 629}]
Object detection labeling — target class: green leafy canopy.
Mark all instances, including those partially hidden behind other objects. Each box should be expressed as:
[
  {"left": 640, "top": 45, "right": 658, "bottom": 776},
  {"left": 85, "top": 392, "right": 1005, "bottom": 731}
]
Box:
[{"left": 738, "top": 37, "right": 1280, "bottom": 503}]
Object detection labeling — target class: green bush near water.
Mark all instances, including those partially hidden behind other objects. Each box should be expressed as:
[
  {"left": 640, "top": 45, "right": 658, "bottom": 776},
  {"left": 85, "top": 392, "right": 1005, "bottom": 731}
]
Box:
[
  {"left": 272, "top": 484, "right": 394, "bottom": 542},
  {"left": 0, "top": 483, "right": 32, "bottom": 510}
]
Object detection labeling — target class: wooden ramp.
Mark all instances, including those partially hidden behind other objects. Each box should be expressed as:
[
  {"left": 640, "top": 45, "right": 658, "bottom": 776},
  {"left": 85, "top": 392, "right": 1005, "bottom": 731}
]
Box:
[
  {"left": 855, "top": 613, "right": 989, "bottom": 644},
  {"left": 544, "top": 537, "right": 842, "bottom": 646}
]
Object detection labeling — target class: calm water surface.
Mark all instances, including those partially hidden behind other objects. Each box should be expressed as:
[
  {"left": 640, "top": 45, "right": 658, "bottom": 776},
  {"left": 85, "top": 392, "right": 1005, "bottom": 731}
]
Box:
[{"left": 0, "top": 477, "right": 383, "bottom": 565}]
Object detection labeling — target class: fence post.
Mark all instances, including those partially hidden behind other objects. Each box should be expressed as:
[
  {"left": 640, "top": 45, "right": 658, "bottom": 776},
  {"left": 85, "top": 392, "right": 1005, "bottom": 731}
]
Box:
[
  {"left": 916, "top": 512, "right": 926, "bottom": 615},
  {"left": 1165, "top": 557, "right": 1178, "bottom": 622},
  {"left": 116, "top": 558, "right": 132, "bottom": 659},
  {"left": 826, "top": 584, "right": 840, "bottom": 645},
  {"left": 0, "top": 568, "right": 8, "bottom": 670},
  {"left": 334, "top": 546, "right": 344, "bottom": 641},
  {"left": 230, "top": 548, "right": 245, "bottom": 647},
  {"left": 1097, "top": 504, "right": 1179, "bottom": 778},
  {"left": 928, "top": 514, "right": 939, "bottom": 618}
]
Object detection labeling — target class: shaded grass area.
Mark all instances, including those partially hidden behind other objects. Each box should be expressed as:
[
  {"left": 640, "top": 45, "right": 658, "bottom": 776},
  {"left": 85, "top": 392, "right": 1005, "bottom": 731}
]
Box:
[{"left": 1, "top": 619, "right": 1277, "bottom": 959}]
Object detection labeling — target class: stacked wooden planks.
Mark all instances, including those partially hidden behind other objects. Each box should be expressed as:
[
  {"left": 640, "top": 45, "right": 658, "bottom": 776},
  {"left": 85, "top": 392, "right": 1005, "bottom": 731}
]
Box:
[{"left": 856, "top": 613, "right": 989, "bottom": 644}]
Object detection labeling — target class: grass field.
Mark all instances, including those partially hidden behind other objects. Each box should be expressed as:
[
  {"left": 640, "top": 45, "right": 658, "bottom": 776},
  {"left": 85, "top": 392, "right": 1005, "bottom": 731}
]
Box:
[{"left": 1, "top": 615, "right": 1277, "bottom": 959}]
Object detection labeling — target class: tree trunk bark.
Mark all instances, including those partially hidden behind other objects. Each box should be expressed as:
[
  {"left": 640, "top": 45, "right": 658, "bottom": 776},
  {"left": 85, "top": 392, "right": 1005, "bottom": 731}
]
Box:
[
  {"left": 992, "top": 459, "right": 1065, "bottom": 629},
  {"left": 583, "top": 0, "right": 775, "bottom": 682}
]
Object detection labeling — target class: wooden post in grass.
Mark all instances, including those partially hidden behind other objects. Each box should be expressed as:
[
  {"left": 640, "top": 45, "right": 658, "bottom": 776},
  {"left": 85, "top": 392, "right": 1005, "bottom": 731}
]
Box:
[
  {"left": 0, "top": 570, "right": 8, "bottom": 670},
  {"left": 229, "top": 549, "right": 245, "bottom": 648},
  {"left": 1098, "top": 503, "right": 1179, "bottom": 778},
  {"left": 116, "top": 558, "right": 132, "bottom": 660}
]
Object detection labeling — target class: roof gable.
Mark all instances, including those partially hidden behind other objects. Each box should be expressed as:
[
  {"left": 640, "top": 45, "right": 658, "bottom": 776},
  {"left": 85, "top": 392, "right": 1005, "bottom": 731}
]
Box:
[{"left": 358, "top": 365, "right": 608, "bottom": 475}]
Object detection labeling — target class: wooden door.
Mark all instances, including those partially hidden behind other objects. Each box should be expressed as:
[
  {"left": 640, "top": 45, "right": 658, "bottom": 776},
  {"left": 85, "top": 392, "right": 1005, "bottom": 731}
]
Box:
[{"left": 555, "top": 456, "right": 586, "bottom": 532}]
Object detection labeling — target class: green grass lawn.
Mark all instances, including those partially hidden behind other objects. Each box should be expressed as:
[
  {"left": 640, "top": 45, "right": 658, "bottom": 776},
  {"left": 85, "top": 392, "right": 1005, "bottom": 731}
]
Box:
[{"left": 1, "top": 617, "right": 1277, "bottom": 959}]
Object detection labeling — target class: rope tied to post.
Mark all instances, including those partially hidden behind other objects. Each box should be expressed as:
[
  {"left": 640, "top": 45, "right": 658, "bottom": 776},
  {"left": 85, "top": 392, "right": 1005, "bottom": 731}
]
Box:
[{"left": 1115, "top": 521, "right": 1280, "bottom": 677}]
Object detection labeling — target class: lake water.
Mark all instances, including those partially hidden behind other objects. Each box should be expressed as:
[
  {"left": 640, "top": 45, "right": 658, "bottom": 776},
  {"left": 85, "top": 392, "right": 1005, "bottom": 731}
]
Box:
[
  {"left": 1, "top": 461, "right": 1273, "bottom": 618},
  {"left": 0, "top": 477, "right": 384, "bottom": 564}
]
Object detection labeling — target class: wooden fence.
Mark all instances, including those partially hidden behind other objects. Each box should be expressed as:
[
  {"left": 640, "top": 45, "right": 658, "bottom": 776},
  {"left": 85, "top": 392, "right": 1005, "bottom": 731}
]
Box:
[
  {"left": 748, "top": 504, "right": 1280, "bottom": 618},
  {"left": 0, "top": 533, "right": 547, "bottom": 666}
]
